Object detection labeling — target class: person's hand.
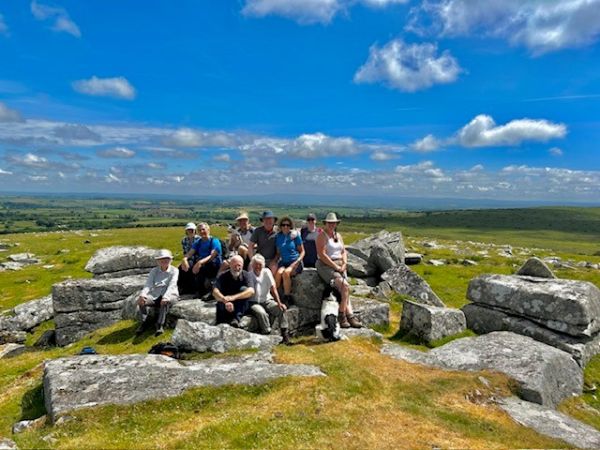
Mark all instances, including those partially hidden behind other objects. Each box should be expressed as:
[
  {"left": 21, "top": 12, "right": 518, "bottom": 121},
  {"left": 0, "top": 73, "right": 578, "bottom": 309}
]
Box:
[
  {"left": 340, "top": 262, "right": 347, "bottom": 273},
  {"left": 335, "top": 263, "right": 343, "bottom": 272},
  {"left": 223, "top": 295, "right": 234, "bottom": 302},
  {"left": 181, "top": 259, "right": 190, "bottom": 272},
  {"left": 225, "top": 302, "right": 234, "bottom": 313},
  {"left": 278, "top": 303, "right": 287, "bottom": 312},
  {"left": 137, "top": 296, "right": 146, "bottom": 306},
  {"left": 160, "top": 298, "right": 171, "bottom": 306},
  {"left": 192, "top": 261, "right": 202, "bottom": 274}
]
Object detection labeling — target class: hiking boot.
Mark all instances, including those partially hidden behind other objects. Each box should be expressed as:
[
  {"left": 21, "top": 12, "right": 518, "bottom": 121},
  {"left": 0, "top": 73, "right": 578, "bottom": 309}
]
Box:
[
  {"left": 154, "top": 326, "right": 164, "bottom": 337},
  {"left": 347, "top": 314, "right": 362, "bottom": 328},
  {"left": 135, "top": 320, "right": 148, "bottom": 336},
  {"left": 283, "top": 294, "right": 294, "bottom": 306},
  {"left": 280, "top": 329, "right": 292, "bottom": 346},
  {"left": 339, "top": 312, "right": 351, "bottom": 329},
  {"left": 230, "top": 319, "right": 240, "bottom": 328}
]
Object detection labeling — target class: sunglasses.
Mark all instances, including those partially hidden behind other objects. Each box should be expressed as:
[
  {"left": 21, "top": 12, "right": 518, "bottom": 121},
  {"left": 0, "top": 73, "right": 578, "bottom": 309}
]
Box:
[
  {"left": 307, "top": 218, "right": 315, "bottom": 221},
  {"left": 281, "top": 223, "right": 291, "bottom": 227}
]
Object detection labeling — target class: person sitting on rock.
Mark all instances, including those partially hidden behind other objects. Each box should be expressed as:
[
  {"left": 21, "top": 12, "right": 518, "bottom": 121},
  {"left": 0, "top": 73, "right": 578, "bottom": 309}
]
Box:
[
  {"left": 181, "top": 222, "right": 222, "bottom": 298},
  {"left": 316, "top": 212, "right": 362, "bottom": 328},
  {"left": 220, "top": 212, "right": 255, "bottom": 273},
  {"left": 213, "top": 255, "right": 255, "bottom": 327},
  {"left": 274, "top": 216, "right": 305, "bottom": 305},
  {"left": 248, "top": 210, "right": 279, "bottom": 274},
  {"left": 247, "top": 254, "right": 291, "bottom": 345},
  {"left": 300, "top": 213, "right": 322, "bottom": 268},
  {"left": 136, "top": 249, "right": 179, "bottom": 336},
  {"left": 178, "top": 222, "right": 200, "bottom": 295}
]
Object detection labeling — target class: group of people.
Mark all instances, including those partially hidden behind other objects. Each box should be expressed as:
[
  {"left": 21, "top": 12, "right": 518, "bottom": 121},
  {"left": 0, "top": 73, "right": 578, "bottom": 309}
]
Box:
[{"left": 135, "top": 211, "right": 362, "bottom": 342}]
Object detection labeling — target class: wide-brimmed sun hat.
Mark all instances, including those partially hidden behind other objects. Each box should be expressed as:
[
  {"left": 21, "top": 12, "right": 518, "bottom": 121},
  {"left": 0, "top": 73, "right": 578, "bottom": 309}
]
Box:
[
  {"left": 236, "top": 212, "right": 249, "bottom": 221},
  {"left": 260, "top": 210, "right": 278, "bottom": 222},
  {"left": 155, "top": 249, "right": 173, "bottom": 260},
  {"left": 323, "top": 212, "right": 341, "bottom": 223},
  {"left": 184, "top": 222, "right": 196, "bottom": 230}
]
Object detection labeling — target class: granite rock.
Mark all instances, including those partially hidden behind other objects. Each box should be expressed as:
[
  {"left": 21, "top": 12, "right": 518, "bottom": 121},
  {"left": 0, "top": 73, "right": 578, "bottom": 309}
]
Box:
[
  {"left": 516, "top": 257, "right": 556, "bottom": 279},
  {"left": 380, "top": 264, "right": 445, "bottom": 307},
  {"left": 84, "top": 246, "right": 158, "bottom": 275},
  {"left": 400, "top": 300, "right": 466, "bottom": 343}
]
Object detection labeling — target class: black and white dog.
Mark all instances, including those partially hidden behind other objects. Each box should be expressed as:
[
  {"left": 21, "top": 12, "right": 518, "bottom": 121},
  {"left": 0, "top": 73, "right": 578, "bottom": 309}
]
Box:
[{"left": 315, "top": 285, "right": 341, "bottom": 342}]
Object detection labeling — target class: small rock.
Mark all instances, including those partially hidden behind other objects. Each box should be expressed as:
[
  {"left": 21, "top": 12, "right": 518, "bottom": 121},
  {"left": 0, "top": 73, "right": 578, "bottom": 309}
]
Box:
[
  {"left": 12, "top": 416, "right": 46, "bottom": 434},
  {"left": 0, "top": 437, "right": 18, "bottom": 450},
  {"left": 516, "top": 257, "right": 556, "bottom": 279},
  {"left": 404, "top": 253, "right": 422, "bottom": 265},
  {"left": 461, "top": 259, "right": 478, "bottom": 266},
  {"left": 427, "top": 259, "right": 445, "bottom": 266},
  {"left": 0, "top": 343, "right": 26, "bottom": 359}
]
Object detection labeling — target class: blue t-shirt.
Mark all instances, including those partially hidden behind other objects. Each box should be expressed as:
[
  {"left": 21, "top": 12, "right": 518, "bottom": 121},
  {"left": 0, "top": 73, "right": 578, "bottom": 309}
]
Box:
[
  {"left": 192, "top": 237, "right": 222, "bottom": 266},
  {"left": 276, "top": 232, "right": 302, "bottom": 265}
]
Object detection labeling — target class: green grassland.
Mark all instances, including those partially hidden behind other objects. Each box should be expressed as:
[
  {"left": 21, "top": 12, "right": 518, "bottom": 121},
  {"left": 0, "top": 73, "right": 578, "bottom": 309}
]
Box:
[{"left": 1, "top": 204, "right": 600, "bottom": 448}]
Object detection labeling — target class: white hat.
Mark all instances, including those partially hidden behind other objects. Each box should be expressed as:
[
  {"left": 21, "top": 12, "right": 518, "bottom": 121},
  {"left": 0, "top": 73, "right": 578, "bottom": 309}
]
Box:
[
  {"left": 323, "top": 212, "right": 341, "bottom": 223},
  {"left": 184, "top": 222, "right": 196, "bottom": 230},
  {"left": 155, "top": 249, "right": 173, "bottom": 260}
]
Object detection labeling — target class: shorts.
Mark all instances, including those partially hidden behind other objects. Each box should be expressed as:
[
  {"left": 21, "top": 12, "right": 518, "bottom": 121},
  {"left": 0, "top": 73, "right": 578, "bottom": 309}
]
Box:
[
  {"left": 316, "top": 259, "right": 343, "bottom": 284},
  {"left": 278, "top": 260, "right": 304, "bottom": 275}
]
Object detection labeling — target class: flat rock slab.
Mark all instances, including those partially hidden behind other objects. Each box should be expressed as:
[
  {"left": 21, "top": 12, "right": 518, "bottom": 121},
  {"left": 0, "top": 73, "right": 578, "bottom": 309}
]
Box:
[
  {"left": 382, "top": 332, "right": 583, "bottom": 408},
  {"left": 340, "top": 328, "right": 383, "bottom": 341},
  {"left": 499, "top": 397, "right": 600, "bottom": 449},
  {"left": 463, "top": 303, "right": 600, "bottom": 367},
  {"left": 380, "top": 264, "right": 444, "bottom": 307},
  {"left": 172, "top": 320, "right": 282, "bottom": 353},
  {"left": 467, "top": 274, "right": 600, "bottom": 337},
  {"left": 84, "top": 246, "right": 158, "bottom": 275},
  {"left": 44, "top": 353, "right": 324, "bottom": 421},
  {"left": 400, "top": 300, "right": 466, "bottom": 343}
]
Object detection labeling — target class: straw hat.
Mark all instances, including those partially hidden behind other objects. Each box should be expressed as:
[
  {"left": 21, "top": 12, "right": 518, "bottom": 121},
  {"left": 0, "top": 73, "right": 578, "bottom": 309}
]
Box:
[
  {"left": 323, "top": 212, "right": 341, "bottom": 223},
  {"left": 155, "top": 249, "right": 173, "bottom": 260},
  {"left": 236, "top": 212, "right": 249, "bottom": 221}
]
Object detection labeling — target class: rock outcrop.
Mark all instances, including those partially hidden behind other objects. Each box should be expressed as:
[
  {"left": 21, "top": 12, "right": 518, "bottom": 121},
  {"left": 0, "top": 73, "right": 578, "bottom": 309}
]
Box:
[
  {"left": 43, "top": 353, "right": 325, "bottom": 421},
  {"left": 399, "top": 300, "right": 466, "bottom": 343},
  {"left": 84, "top": 246, "right": 158, "bottom": 277},
  {"left": 0, "top": 295, "right": 53, "bottom": 343},
  {"left": 346, "top": 231, "right": 405, "bottom": 277},
  {"left": 380, "top": 264, "right": 444, "bottom": 306},
  {"left": 382, "top": 332, "right": 582, "bottom": 408}
]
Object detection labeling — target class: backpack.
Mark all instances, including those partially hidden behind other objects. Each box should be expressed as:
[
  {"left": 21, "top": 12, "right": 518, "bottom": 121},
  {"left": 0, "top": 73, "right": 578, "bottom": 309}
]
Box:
[
  {"left": 149, "top": 342, "right": 181, "bottom": 359},
  {"left": 79, "top": 346, "right": 97, "bottom": 355}
]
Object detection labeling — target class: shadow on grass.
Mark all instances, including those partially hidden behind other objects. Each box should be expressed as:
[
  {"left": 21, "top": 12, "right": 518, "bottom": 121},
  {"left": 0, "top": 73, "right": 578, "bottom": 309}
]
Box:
[
  {"left": 20, "top": 383, "right": 46, "bottom": 421},
  {"left": 97, "top": 323, "right": 139, "bottom": 345},
  {"left": 390, "top": 329, "right": 476, "bottom": 349}
]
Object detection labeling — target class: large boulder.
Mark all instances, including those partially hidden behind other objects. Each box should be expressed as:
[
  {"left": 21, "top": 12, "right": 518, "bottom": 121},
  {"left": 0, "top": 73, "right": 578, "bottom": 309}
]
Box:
[
  {"left": 350, "top": 296, "right": 389, "bottom": 328},
  {"left": 84, "top": 246, "right": 158, "bottom": 276},
  {"left": 462, "top": 303, "right": 600, "bottom": 367},
  {"left": 467, "top": 275, "right": 600, "bottom": 337},
  {"left": 380, "top": 264, "right": 445, "bottom": 307},
  {"left": 346, "top": 253, "right": 375, "bottom": 278},
  {"left": 400, "top": 300, "right": 466, "bottom": 343},
  {"left": 382, "top": 332, "right": 583, "bottom": 408},
  {"left": 291, "top": 268, "right": 327, "bottom": 310},
  {"left": 516, "top": 257, "right": 556, "bottom": 279},
  {"left": 53, "top": 275, "right": 146, "bottom": 346},
  {"left": 172, "top": 320, "right": 282, "bottom": 353},
  {"left": 43, "top": 353, "right": 325, "bottom": 422},
  {"left": 347, "top": 231, "right": 405, "bottom": 276},
  {"left": 0, "top": 296, "right": 53, "bottom": 333}
]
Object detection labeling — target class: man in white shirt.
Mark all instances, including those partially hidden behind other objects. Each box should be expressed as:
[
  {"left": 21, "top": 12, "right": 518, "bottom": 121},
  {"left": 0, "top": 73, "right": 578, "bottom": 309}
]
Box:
[
  {"left": 136, "top": 249, "right": 179, "bottom": 336},
  {"left": 247, "top": 254, "right": 291, "bottom": 345}
]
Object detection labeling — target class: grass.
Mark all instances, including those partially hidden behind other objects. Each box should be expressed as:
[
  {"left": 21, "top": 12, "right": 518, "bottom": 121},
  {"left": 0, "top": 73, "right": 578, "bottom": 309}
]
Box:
[{"left": 2, "top": 207, "right": 600, "bottom": 448}]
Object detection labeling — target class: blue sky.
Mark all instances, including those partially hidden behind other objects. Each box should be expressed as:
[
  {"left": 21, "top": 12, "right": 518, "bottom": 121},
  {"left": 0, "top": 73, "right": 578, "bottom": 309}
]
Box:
[{"left": 0, "top": 0, "right": 599, "bottom": 203}]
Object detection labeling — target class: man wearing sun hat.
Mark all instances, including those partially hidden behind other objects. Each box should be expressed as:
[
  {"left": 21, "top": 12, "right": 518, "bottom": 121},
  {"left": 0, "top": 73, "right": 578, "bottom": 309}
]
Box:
[
  {"left": 227, "top": 212, "right": 255, "bottom": 263},
  {"left": 136, "top": 249, "right": 179, "bottom": 336},
  {"left": 249, "top": 210, "right": 279, "bottom": 274}
]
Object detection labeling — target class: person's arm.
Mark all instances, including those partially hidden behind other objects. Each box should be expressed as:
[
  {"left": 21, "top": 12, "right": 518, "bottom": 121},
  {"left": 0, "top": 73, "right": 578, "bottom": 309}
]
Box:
[
  {"left": 268, "top": 273, "right": 286, "bottom": 311},
  {"left": 162, "top": 267, "right": 179, "bottom": 303},
  {"left": 247, "top": 229, "right": 258, "bottom": 259},
  {"left": 182, "top": 247, "right": 196, "bottom": 271},
  {"left": 290, "top": 236, "right": 305, "bottom": 268},
  {"left": 139, "top": 268, "right": 155, "bottom": 300}
]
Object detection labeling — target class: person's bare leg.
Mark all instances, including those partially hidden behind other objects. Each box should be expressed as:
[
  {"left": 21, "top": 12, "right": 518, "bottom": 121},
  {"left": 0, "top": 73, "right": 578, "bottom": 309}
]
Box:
[
  {"left": 275, "top": 266, "right": 285, "bottom": 290},
  {"left": 283, "top": 267, "right": 293, "bottom": 295}
]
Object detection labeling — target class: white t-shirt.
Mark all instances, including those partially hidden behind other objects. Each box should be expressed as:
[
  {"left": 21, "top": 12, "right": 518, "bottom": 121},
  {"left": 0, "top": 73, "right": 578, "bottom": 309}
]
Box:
[{"left": 249, "top": 268, "right": 275, "bottom": 304}]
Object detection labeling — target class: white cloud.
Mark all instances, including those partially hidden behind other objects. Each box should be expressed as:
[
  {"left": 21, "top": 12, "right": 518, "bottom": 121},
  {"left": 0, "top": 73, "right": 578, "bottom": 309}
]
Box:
[
  {"left": 241, "top": 132, "right": 359, "bottom": 158},
  {"left": 456, "top": 114, "right": 567, "bottom": 147},
  {"left": 97, "top": 147, "right": 136, "bottom": 159},
  {"left": 0, "top": 13, "right": 9, "bottom": 36},
  {"left": 146, "top": 162, "right": 166, "bottom": 170},
  {"left": 31, "top": 1, "right": 80, "bottom": 38},
  {"left": 163, "top": 128, "right": 237, "bottom": 148},
  {"left": 549, "top": 147, "right": 564, "bottom": 156},
  {"left": 354, "top": 39, "right": 461, "bottom": 92},
  {"left": 28, "top": 175, "right": 48, "bottom": 182},
  {"left": 8, "top": 153, "right": 49, "bottom": 168},
  {"left": 72, "top": 76, "right": 136, "bottom": 100},
  {"left": 242, "top": 0, "right": 407, "bottom": 25},
  {"left": 0, "top": 102, "right": 23, "bottom": 122},
  {"left": 410, "top": 134, "right": 441, "bottom": 152},
  {"left": 213, "top": 153, "right": 231, "bottom": 162},
  {"left": 0, "top": 168, "right": 12, "bottom": 175},
  {"left": 105, "top": 173, "right": 122, "bottom": 183},
  {"left": 370, "top": 151, "right": 397, "bottom": 161},
  {"left": 52, "top": 124, "right": 102, "bottom": 142},
  {"left": 408, "top": 0, "right": 600, "bottom": 55}
]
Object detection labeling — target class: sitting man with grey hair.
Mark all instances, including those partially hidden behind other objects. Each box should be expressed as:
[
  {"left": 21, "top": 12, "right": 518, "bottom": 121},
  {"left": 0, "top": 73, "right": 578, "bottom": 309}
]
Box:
[
  {"left": 213, "top": 255, "right": 255, "bottom": 328},
  {"left": 136, "top": 249, "right": 179, "bottom": 336},
  {"left": 247, "top": 254, "right": 291, "bottom": 345}
]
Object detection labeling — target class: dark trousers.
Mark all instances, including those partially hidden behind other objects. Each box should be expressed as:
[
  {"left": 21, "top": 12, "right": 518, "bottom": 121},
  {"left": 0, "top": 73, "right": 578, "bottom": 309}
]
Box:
[
  {"left": 178, "top": 265, "right": 196, "bottom": 295},
  {"left": 138, "top": 295, "right": 171, "bottom": 329},
  {"left": 195, "top": 263, "right": 219, "bottom": 297},
  {"left": 216, "top": 299, "right": 250, "bottom": 325}
]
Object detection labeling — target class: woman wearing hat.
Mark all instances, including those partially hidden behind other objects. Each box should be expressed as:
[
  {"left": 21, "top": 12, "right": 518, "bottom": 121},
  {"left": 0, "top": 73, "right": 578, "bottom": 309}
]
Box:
[
  {"left": 274, "top": 216, "right": 305, "bottom": 305},
  {"left": 227, "top": 212, "right": 255, "bottom": 263},
  {"left": 178, "top": 222, "right": 200, "bottom": 295},
  {"left": 316, "top": 212, "right": 362, "bottom": 328},
  {"left": 136, "top": 249, "right": 179, "bottom": 336}
]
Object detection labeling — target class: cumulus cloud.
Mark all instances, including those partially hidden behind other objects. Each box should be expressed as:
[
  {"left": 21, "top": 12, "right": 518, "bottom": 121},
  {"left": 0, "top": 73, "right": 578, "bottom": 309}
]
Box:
[
  {"left": 97, "top": 147, "right": 136, "bottom": 158},
  {"left": 52, "top": 124, "right": 102, "bottom": 142},
  {"left": 163, "top": 128, "right": 238, "bottom": 148},
  {"left": 354, "top": 39, "right": 461, "bottom": 92},
  {"left": 31, "top": 0, "right": 81, "bottom": 37},
  {"left": 242, "top": 0, "right": 407, "bottom": 25},
  {"left": 0, "top": 102, "right": 23, "bottom": 122},
  {"left": 410, "top": 134, "right": 442, "bottom": 152},
  {"left": 72, "top": 76, "right": 136, "bottom": 100},
  {"left": 0, "top": 168, "right": 12, "bottom": 175},
  {"left": 146, "top": 162, "right": 166, "bottom": 170},
  {"left": 213, "top": 153, "right": 231, "bottom": 162},
  {"left": 549, "top": 147, "right": 564, "bottom": 156},
  {"left": 370, "top": 151, "right": 398, "bottom": 161},
  {"left": 408, "top": 0, "right": 600, "bottom": 55},
  {"left": 456, "top": 114, "right": 567, "bottom": 147},
  {"left": 8, "top": 153, "right": 49, "bottom": 168},
  {"left": 0, "top": 13, "right": 9, "bottom": 36},
  {"left": 241, "top": 132, "right": 359, "bottom": 158}
]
